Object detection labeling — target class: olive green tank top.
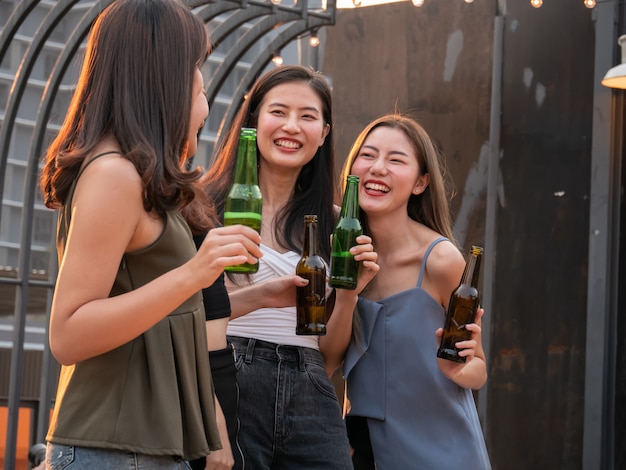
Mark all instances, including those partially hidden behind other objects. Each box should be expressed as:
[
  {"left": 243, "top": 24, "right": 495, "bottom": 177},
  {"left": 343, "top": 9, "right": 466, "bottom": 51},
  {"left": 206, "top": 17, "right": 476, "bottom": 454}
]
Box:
[{"left": 46, "top": 152, "right": 221, "bottom": 460}]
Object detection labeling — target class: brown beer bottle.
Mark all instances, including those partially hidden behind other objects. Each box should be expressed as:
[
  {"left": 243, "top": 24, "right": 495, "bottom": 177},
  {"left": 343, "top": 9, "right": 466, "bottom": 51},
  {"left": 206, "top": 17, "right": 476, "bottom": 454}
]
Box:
[
  {"left": 436, "top": 245, "right": 483, "bottom": 363},
  {"left": 224, "top": 127, "right": 262, "bottom": 273},
  {"left": 296, "top": 215, "right": 327, "bottom": 335}
]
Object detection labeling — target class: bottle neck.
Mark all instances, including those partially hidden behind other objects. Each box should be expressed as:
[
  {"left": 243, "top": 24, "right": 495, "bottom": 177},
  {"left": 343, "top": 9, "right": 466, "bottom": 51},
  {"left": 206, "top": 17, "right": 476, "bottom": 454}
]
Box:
[
  {"left": 233, "top": 136, "right": 258, "bottom": 185},
  {"left": 340, "top": 178, "right": 359, "bottom": 218},
  {"left": 303, "top": 219, "right": 318, "bottom": 257},
  {"left": 461, "top": 252, "right": 482, "bottom": 288}
]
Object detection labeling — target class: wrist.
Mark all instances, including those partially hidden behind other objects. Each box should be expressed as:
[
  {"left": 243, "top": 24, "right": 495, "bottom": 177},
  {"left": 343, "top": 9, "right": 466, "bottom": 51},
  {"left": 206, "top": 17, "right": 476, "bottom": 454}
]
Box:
[{"left": 334, "top": 289, "right": 359, "bottom": 306}]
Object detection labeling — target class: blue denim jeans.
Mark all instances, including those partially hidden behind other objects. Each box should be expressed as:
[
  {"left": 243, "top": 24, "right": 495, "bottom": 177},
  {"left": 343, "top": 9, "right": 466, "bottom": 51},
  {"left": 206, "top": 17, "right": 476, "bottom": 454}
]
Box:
[
  {"left": 229, "top": 336, "right": 352, "bottom": 470},
  {"left": 46, "top": 443, "right": 191, "bottom": 470}
]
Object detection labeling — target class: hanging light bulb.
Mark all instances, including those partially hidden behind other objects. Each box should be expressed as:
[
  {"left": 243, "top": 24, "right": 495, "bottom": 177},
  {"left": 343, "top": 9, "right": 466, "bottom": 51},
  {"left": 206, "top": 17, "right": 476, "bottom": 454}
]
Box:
[
  {"left": 309, "top": 30, "right": 320, "bottom": 47},
  {"left": 272, "top": 54, "right": 284, "bottom": 66},
  {"left": 583, "top": 0, "right": 595, "bottom": 8},
  {"left": 411, "top": 0, "right": 424, "bottom": 6},
  {"left": 530, "top": 0, "right": 542, "bottom": 7},
  {"left": 464, "top": 0, "right": 474, "bottom": 3},
  {"left": 270, "top": 0, "right": 281, "bottom": 5}
]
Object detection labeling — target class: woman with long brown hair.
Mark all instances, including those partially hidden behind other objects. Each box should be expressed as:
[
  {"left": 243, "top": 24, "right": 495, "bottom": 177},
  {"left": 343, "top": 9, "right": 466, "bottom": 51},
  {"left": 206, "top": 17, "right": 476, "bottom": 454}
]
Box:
[
  {"left": 334, "top": 113, "right": 491, "bottom": 469},
  {"left": 40, "top": 1, "right": 259, "bottom": 467}
]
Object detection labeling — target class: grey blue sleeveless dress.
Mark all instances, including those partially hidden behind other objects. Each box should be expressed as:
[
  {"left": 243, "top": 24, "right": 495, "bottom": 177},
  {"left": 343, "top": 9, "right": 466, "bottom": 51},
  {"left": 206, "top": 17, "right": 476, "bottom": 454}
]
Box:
[{"left": 343, "top": 237, "right": 491, "bottom": 469}]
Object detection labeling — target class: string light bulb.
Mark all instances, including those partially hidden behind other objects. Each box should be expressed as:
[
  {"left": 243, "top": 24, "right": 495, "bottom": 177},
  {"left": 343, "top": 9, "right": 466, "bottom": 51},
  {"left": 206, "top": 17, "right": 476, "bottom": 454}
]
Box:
[
  {"left": 464, "top": 0, "right": 474, "bottom": 3},
  {"left": 270, "top": 0, "right": 281, "bottom": 5},
  {"left": 530, "top": 0, "right": 542, "bottom": 7},
  {"left": 411, "top": 0, "right": 424, "bottom": 6},
  {"left": 309, "top": 30, "right": 320, "bottom": 47},
  {"left": 583, "top": 0, "right": 595, "bottom": 7},
  {"left": 272, "top": 54, "right": 284, "bottom": 66}
]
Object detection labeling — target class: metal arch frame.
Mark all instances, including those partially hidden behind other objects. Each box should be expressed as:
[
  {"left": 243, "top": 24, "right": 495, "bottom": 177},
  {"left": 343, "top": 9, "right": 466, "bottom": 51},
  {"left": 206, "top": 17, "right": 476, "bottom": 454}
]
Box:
[
  {"left": 0, "top": 0, "right": 40, "bottom": 63},
  {"left": 0, "top": 1, "right": 335, "bottom": 468},
  {"left": 0, "top": 0, "right": 81, "bottom": 226},
  {"left": 1, "top": 2, "right": 106, "bottom": 469},
  {"left": 206, "top": 14, "right": 307, "bottom": 102}
]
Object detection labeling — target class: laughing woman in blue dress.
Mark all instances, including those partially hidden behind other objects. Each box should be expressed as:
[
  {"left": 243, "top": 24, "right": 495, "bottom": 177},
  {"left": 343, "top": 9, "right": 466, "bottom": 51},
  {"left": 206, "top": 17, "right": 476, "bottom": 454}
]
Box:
[{"left": 326, "top": 113, "right": 491, "bottom": 470}]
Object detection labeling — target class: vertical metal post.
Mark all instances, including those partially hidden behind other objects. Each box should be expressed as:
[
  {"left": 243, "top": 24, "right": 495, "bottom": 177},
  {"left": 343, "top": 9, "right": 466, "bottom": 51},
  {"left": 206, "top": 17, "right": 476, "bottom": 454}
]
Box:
[
  {"left": 477, "top": 9, "right": 504, "bottom": 435},
  {"left": 584, "top": 1, "right": 620, "bottom": 468}
]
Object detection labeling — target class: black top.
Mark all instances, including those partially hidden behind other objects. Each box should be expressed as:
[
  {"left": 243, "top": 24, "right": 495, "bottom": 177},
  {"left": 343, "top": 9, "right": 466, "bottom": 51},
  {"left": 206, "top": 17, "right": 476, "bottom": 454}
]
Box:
[{"left": 193, "top": 232, "right": 231, "bottom": 321}]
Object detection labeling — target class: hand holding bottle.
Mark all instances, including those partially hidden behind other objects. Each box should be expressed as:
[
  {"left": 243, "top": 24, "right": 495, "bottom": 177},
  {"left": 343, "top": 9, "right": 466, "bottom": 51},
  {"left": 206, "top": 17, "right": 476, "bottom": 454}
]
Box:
[
  {"left": 193, "top": 224, "right": 263, "bottom": 288},
  {"left": 228, "top": 274, "right": 310, "bottom": 320},
  {"left": 435, "top": 308, "right": 484, "bottom": 385},
  {"left": 331, "top": 234, "right": 379, "bottom": 300},
  {"left": 437, "top": 245, "right": 483, "bottom": 363}
]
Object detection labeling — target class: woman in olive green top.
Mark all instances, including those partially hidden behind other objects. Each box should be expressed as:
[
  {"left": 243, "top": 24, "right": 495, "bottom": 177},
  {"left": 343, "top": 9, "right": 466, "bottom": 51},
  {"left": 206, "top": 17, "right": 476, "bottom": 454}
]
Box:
[{"left": 38, "top": 1, "right": 261, "bottom": 468}]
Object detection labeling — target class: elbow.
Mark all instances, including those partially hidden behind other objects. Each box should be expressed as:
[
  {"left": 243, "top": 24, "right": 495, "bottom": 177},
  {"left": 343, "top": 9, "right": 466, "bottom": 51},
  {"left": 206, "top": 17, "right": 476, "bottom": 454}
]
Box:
[
  {"left": 471, "top": 376, "right": 488, "bottom": 391},
  {"left": 471, "top": 366, "right": 488, "bottom": 390},
  {"left": 321, "top": 353, "right": 338, "bottom": 378},
  {"left": 49, "top": 338, "right": 79, "bottom": 366},
  {"left": 324, "top": 358, "right": 344, "bottom": 379}
]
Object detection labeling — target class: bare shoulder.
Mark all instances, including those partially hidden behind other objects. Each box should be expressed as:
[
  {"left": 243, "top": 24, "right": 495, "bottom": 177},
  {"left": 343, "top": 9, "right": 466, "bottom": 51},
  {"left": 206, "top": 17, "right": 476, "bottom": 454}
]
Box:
[
  {"left": 422, "top": 238, "right": 466, "bottom": 305},
  {"left": 81, "top": 153, "right": 140, "bottom": 184},
  {"left": 74, "top": 154, "right": 143, "bottom": 209},
  {"left": 426, "top": 239, "right": 465, "bottom": 278}
]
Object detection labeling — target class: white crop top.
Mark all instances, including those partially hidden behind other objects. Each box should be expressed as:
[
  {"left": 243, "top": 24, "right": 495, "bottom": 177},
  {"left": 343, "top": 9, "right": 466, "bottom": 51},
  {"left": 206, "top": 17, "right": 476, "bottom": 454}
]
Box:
[{"left": 226, "top": 244, "right": 321, "bottom": 350}]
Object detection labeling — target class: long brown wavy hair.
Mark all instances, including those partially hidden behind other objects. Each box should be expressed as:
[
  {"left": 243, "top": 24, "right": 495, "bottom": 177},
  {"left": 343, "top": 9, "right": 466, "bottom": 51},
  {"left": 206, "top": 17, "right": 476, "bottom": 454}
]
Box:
[{"left": 40, "top": 0, "right": 214, "bottom": 229}]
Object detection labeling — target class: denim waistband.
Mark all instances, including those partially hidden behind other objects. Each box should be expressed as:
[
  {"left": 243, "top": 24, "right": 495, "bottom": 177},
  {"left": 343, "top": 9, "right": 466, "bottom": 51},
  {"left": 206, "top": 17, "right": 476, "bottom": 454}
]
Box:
[{"left": 228, "top": 336, "right": 324, "bottom": 371}]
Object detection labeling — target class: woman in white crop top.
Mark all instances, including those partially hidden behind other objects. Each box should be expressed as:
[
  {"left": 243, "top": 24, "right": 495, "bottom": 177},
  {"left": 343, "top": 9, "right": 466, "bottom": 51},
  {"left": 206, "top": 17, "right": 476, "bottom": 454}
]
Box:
[{"left": 201, "top": 65, "right": 379, "bottom": 469}]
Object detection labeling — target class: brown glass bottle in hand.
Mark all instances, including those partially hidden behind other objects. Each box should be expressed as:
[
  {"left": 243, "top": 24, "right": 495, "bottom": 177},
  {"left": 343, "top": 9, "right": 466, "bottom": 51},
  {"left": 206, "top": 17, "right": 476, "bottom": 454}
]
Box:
[
  {"left": 296, "top": 215, "right": 327, "bottom": 335},
  {"left": 437, "top": 245, "right": 483, "bottom": 363}
]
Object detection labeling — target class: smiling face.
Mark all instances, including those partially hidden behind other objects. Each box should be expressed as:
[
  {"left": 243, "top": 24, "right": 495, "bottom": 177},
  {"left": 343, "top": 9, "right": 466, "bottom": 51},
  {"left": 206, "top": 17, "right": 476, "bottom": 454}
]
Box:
[
  {"left": 350, "top": 125, "right": 429, "bottom": 218},
  {"left": 255, "top": 81, "right": 330, "bottom": 174}
]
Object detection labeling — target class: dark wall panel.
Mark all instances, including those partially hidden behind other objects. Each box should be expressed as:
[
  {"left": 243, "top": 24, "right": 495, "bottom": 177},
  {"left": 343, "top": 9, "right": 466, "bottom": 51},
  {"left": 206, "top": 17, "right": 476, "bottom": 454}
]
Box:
[
  {"left": 491, "top": 1, "right": 593, "bottom": 468},
  {"left": 323, "top": 0, "right": 494, "bottom": 249},
  {"left": 323, "top": 0, "right": 596, "bottom": 468}
]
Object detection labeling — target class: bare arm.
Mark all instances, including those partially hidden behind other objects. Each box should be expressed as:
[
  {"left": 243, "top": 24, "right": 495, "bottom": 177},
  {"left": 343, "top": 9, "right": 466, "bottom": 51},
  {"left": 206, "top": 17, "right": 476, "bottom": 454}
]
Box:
[
  {"left": 49, "top": 156, "right": 262, "bottom": 365},
  {"left": 319, "top": 235, "right": 379, "bottom": 376},
  {"left": 435, "top": 308, "right": 487, "bottom": 390},
  {"left": 227, "top": 275, "right": 308, "bottom": 319},
  {"left": 428, "top": 242, "right": 487, "bottom": 390}
]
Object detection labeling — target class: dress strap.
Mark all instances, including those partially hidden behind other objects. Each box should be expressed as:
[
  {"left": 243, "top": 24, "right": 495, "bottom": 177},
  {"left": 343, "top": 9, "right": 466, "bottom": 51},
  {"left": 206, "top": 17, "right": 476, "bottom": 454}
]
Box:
[
  {"left": 416, "top": 237, "right": 449, "bottom": 288},
  {"left": 77, "top": 150, "right": 123, "bottom": 179}
]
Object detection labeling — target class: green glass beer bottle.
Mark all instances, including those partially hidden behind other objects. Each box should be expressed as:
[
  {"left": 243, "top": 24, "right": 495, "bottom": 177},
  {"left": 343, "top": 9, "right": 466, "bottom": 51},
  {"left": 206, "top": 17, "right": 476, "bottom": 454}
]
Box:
[
  {"left": 329, "top": 175, "right": 362, "bottom": 290},
  {"left": 296, "top": 215, "right": 327, "bottom": 335},
  {"left": 224, "top": 128, "right": 262, "bottom": 273},
  {"left": 436, "top": 245, "right": 483, "bottom": 363}
]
